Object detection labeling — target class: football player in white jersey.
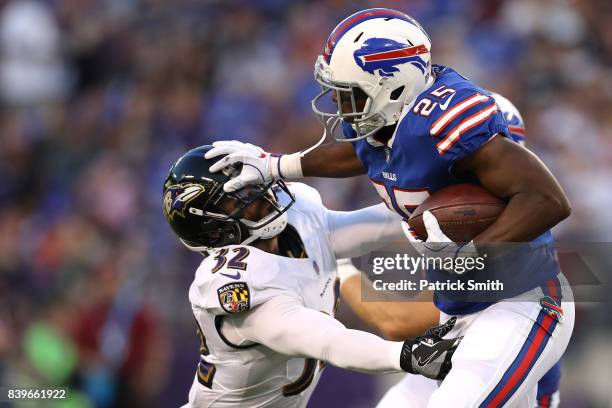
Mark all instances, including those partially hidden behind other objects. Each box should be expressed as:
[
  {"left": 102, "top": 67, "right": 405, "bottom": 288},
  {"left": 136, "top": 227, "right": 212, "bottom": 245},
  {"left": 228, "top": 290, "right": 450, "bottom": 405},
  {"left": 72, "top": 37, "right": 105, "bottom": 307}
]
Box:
[{"left": 163, "top": 145, "right": 463, "bottom": 408}]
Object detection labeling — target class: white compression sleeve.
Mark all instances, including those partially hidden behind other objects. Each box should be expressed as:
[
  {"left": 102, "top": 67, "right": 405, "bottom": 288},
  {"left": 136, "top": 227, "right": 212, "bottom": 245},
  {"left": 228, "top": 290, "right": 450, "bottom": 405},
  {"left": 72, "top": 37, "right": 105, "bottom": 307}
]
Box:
[
  {"left": 225, "top": 295, "right": 403, "bottom": 373},
  {"left": 327, "top": 203, "right": 404, "bottom": 259}
]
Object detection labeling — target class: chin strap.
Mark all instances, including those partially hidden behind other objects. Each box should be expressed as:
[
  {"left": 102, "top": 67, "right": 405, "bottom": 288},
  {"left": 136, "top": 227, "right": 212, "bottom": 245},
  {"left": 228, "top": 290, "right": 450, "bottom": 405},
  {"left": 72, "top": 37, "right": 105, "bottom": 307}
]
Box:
[
  {"left": 179, "top": 239, "right": 212, "bottom": 257},
  {"left": 302, "top": 117, "right": 342, "bottom": 155},
  {"left": 240, "top": 234, "right": 260, "bottom": 246},
  {"left": 239, "top": 211, "right": 289, "bottom": 246}
]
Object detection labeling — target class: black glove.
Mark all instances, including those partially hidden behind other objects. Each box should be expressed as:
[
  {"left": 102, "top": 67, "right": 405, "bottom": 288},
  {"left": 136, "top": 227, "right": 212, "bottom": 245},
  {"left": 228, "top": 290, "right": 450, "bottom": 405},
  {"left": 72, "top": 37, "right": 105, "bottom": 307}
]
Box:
[{"left": 399, "top": 317, "right": 462, "bottom": 380}]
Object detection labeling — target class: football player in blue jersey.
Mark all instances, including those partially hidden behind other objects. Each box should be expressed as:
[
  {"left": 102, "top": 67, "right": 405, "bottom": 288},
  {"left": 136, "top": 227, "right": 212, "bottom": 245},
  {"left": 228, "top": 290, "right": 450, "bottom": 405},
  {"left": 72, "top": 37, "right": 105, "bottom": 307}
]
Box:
[
  {"left": 335, "top": 93, "right": 562, "bottom": 408},
  {"left": 205, "top": 8, "right": 573, "bottom": 407}
]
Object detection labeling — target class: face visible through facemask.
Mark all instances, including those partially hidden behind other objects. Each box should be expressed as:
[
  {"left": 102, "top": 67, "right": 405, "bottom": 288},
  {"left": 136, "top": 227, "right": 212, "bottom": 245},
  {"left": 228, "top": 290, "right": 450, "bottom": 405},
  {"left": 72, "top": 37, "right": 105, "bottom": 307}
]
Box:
[
  {"left": 221, "top": 187, "right": 274, "bottom": 221},
  {"left": 331, "top": 87, "right": 368, "bottom": 124},
  {"left": 219, "top": 186, "right": 289, "bottom": 247}
]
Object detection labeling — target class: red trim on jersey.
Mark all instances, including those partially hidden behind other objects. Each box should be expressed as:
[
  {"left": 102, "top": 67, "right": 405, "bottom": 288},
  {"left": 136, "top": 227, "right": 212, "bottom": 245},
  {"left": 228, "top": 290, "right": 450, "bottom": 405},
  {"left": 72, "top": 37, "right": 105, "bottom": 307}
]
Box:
[
  {"left": 392, "top": 186, "right": 431, "bottom": 214},
  {"left": 436, "top": 105, "right": 497, "bottom": 154},
  {"left": 369, "top": 178, "right": 392, "bottom": 210},
  {"left": 509, "top": 126, "right": 525, "bottom": 136},
  {"left": 430, "top": 93, "right": 489, "bottom": 136}
]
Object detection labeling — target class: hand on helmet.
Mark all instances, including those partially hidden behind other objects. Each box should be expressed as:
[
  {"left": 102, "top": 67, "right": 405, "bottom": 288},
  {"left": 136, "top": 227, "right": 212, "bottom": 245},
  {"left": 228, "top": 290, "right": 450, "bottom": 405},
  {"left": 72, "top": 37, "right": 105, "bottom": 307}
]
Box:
[{"left": 205, "top": 141, "right": 281, "bottom": 193}]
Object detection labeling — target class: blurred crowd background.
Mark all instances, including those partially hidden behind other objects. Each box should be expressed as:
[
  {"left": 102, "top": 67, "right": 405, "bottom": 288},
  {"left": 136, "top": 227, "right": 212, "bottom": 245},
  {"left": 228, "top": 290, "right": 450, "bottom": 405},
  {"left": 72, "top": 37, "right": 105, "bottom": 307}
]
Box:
[{"left": 0, "top": 0, "right": 611, "bottom": 407}]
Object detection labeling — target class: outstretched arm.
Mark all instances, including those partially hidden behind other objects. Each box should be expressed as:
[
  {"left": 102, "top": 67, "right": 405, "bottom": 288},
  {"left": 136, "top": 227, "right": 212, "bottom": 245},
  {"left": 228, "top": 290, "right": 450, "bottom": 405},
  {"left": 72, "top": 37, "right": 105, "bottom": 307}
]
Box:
[
  {"left": 337, "top": 260, "right": 440, "bottom": 340},
  {"left": 225, "top": 294, "right": 458, "bottom": 379},
  {"left": 326, "top": 203, "right": 404, "bottom": 259},
  {"left": 227, "top": 295, "right": 403, "bottom": 373},
  {"left": 205, "top": 140, "right": 365, "bottom": 192},
  {"left": 300, "top": 142, "right": 365, "bottom": 178}
]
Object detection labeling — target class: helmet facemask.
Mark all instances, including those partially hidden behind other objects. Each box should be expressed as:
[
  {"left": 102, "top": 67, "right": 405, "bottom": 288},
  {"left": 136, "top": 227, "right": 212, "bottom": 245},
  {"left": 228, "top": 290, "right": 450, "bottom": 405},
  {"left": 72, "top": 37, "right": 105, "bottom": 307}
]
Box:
[
  {"left": 312, "top": 55, "right": 387, "bottom": 143},
  {"left": 163, "top": 146, "right": 295, "bottom": 254},
  {"left": 220, "top": 180, "right": 294, "bottom": 246},
  {"left": 310, "top": 10, "right": 433, "bottom": 146}
]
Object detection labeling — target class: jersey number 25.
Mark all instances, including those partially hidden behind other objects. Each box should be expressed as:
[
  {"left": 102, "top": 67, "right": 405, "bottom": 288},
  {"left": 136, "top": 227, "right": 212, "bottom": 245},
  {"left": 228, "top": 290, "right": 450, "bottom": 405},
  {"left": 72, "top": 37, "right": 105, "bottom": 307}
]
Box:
[
  {"left": 371, "top": 180, "right": 430, "bottom": 218},
  {"left": 412, "top": 85, "right": 456, "bottom": 117}
]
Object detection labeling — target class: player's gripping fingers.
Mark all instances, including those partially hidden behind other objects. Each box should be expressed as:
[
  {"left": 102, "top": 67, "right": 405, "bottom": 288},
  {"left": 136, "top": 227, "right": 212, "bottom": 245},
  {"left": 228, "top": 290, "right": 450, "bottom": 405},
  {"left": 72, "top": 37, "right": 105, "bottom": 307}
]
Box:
[
  {"left": 205, "top": 140, "right": 245, "bottom": 158},
  {"left": 222, "top": 169, "right": 261, "bottom": 192},
  {"left": 205, "top": 141, "right": 261, "bottom": 164},
  {"left": 403, "top": 220, "right": 431, "bottom": 256},
  {"left": 400, "top": 335, "right": 463, "bottom": 380},
  {"left": 208, "top": 151, "right": 252, "bottom": 173},
  {"left": 223, "top": 177, "right": 246, "bottom": 193},
  {"left": 423, "top": 211, "right": 452, "bottom": 243},
  {"left": 425, "top": 316, "right": 457, "bottom": 338},
  {"left": 432, "top": 336, "right": 463, "bottom": 379},
  {"left": 206, "top": 142, "right": 247, "bottom": 159},
  {"left": 212, "top": 140, "right": 248, "bottom": 149},
  {"left": 212, "top": 140, "right": 263, "bottom": 155},
  {"left": 208, "top": 155, "right": 232, "bottom": 172}
]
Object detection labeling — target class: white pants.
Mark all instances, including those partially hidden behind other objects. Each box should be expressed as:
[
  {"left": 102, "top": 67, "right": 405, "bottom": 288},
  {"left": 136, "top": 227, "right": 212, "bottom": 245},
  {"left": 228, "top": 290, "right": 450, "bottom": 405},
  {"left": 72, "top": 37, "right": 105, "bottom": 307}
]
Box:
[
  {"left": 378, "top": 275, "right": 574, "bottom": 408},
  {"left": 377, "top": 377, "right": 560, "bottom": 408}
]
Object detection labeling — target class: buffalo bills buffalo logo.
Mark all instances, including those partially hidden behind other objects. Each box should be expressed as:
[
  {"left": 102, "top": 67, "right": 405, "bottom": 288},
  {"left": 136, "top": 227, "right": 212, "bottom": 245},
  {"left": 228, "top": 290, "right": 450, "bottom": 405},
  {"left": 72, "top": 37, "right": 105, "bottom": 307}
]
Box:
[
  {"left": 540, "top": 296, "right": 564, "bottom": 322},
  {"left": 354, "top": 38, "right": 428, "bottom": 77}
]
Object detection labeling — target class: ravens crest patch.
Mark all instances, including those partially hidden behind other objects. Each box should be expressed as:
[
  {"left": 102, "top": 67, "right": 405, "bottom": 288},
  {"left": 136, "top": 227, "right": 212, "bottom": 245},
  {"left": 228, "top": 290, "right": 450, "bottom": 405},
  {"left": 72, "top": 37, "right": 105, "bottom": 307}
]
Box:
[{"left": 217, "top": 282, "right": 251, "bottom": 314}]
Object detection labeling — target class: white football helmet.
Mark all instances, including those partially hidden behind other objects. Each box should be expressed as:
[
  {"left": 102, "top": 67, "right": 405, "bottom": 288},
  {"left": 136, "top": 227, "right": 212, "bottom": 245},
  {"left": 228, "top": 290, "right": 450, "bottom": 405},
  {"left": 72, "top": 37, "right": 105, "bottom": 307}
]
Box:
[
  {"left": 491, "top": 92, "right": 526, "bottom": 146},
  {"left": 312, "top": 8, "right": 434, "bottom": 143}
]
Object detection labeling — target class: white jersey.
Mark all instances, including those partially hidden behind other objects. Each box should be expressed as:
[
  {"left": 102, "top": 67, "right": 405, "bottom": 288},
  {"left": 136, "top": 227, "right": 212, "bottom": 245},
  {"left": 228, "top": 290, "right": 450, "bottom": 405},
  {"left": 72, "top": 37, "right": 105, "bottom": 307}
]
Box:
[{"left": 184, "top": 183, "right": 406, "bottom": 408}]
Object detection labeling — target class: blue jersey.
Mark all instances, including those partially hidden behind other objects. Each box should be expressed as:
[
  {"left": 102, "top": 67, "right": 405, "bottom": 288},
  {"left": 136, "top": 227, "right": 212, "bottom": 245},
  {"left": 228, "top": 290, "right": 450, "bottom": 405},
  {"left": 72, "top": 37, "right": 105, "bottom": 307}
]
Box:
[{"left": 346, "top": 65, "right": 560, "bottom": 315}]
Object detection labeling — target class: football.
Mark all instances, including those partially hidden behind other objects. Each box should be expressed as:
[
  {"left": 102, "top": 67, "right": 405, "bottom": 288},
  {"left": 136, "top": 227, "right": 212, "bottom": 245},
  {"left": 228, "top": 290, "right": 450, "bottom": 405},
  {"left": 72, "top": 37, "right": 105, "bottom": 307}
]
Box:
[{"left": 407, "top": 184, "right": 506, "bottom": 242}]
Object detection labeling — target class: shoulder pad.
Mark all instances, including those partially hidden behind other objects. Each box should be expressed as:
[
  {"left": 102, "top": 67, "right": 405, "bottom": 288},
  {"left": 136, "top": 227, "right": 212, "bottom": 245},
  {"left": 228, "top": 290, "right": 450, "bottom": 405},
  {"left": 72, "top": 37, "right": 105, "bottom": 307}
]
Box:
[
  {"left": 402, "top": 83, "right": 509, "bottom": 164},
  {"left": 491, "top": 92, "right": 525, "bottom": 145},
  {"left": 406, "top": 84, "right": 488, "bottom": 126},
  {"left": 428, "top": 89, "right": 495, "bottom": 139}
]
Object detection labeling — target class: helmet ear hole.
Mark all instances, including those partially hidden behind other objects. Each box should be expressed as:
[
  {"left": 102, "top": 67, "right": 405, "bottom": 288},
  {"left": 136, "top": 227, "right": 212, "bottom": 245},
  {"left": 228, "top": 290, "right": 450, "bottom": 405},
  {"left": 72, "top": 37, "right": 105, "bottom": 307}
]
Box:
[{"left": 390, "top": 86, "right": 405, "bottom": 101}]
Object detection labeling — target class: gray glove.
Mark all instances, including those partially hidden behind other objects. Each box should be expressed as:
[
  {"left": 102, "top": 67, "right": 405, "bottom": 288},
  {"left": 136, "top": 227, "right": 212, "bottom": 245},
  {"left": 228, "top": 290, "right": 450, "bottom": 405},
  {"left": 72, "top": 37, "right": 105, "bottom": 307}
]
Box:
[{"left": 399, "top": 317, "right": 462, "bottom": 380}]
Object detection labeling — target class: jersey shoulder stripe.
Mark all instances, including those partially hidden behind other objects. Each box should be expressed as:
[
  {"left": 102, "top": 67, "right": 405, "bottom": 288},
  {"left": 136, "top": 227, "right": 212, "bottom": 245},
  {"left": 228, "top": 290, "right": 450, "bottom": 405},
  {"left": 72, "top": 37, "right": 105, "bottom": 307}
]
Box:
[
  {"left": 430, "top": 93, "right": 491, "bottom": 136},
  {"left": 436, "top": 102, "right": 498, "bottom": 154},
  {"left": 508, "top": 125, "right": 525, "bottom": 137}
]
